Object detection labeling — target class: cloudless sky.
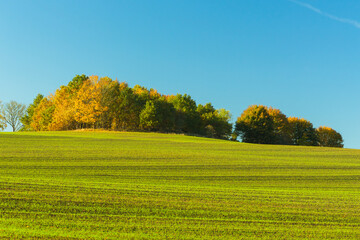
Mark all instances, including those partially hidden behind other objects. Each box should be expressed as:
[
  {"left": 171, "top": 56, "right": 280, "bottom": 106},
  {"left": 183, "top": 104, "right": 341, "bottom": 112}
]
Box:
[{"left": 0, "top": 0, "right": 359, "bottom": 148}]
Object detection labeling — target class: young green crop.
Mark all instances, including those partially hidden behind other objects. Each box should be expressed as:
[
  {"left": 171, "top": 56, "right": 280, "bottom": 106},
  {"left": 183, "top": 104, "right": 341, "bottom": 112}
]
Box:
[{"left": 0, "top": 131, "right": 360, "bottom": 239}]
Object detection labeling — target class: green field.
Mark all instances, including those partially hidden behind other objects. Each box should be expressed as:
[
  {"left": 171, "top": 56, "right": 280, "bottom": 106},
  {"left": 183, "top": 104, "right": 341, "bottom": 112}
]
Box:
[{"left": 1, "top": 131, "right": 360, "bottom": 239}]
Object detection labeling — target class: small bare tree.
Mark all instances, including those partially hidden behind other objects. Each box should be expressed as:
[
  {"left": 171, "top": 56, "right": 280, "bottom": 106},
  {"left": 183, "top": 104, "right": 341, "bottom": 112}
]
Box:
[
  {"left": 1, "top": 101, "right": 26, "bottom": 132},
  {"left": 0, "top": 101, "right": 6, "bottom": 130}
]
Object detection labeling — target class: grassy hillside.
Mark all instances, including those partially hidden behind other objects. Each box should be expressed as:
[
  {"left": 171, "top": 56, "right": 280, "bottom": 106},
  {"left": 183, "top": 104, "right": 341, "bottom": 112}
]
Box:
[{"left": 1, "top": 131, "right": 360, "bottom": 239}]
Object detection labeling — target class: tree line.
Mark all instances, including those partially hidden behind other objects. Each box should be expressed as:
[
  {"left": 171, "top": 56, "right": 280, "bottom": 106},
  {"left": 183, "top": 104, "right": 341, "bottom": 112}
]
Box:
[
  {"left": 3, "top": 75, "right": 232, "bottom": 139},
  {"left": 234, "top": 105, "right": 344, "bottom": 148},
  {"left": 0, "top": 75, "right": 343, "bottom": 148}
]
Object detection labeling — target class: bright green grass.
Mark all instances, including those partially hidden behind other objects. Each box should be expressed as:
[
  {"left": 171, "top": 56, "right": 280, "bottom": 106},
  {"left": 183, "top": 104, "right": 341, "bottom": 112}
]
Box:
[{"left": 1, "top": 131, "right": 360, "bottom": 239}]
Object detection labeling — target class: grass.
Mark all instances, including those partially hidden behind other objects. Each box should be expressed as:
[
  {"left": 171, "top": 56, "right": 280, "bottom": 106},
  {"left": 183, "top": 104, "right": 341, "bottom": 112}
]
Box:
[{"left": 1, "top": 131, "right": 360, "bottom": 239}]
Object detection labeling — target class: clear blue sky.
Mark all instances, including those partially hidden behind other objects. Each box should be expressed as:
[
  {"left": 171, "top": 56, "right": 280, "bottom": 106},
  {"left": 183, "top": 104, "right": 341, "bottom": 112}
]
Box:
[{"left": 0, "top": 0, "right": 359, "bottom": 148}]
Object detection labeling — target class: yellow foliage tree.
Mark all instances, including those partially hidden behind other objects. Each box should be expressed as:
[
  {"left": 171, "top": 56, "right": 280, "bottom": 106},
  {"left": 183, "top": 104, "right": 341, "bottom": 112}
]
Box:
[
  {"left": 48, "top": 86, "right": 76, "bottom": 131},
  {"left": 31, "top": 97, "right": 55, "bottom": 131},
  {"left": 74, "top": 76, "right": 107, "bottom": 128},
  {"left": 149, "top": 88, "right": 161, "bottom": 99},
  {"left": 133, "top": 85, "right": 149, "bottom": 97}
]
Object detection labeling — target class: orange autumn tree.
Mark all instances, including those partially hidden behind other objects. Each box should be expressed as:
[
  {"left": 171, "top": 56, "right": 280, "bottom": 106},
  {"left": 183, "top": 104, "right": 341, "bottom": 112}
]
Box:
[{"left": 74, "top": 76, "right": 107, "bottom": 128}]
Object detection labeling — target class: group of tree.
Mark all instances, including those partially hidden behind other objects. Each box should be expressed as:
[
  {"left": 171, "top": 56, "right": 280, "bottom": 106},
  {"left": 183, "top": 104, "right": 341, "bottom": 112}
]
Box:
[
  {"left": 17, "top": 75, "right": 233, "bottom": 139},
  {"left": 234, "top": 105, "right": 344, "bottom": 148},
  {"left": 0, "top": 75, "right": 344, "bottom": 148}
]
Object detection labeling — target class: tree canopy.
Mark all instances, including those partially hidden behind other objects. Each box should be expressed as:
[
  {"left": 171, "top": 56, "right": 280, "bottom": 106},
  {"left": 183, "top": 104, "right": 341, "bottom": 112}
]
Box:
[{"left": 19, "top": 75, "right": 232, "bottom": 140}]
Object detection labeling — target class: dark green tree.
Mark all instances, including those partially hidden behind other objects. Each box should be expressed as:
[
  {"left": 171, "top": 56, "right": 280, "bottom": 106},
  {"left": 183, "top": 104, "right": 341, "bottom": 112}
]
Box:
[
  {"left": 140, "top": 98, "right": 175, "bottom": 132},
  {"left": 288, "top": 117, "right": 318, "bottom": 146},
  {"left": 235, "top": 105, "right": 275, "bottom": 144},
  {"left": 115, "top": 85, "right": 143, "bottom": 130},
  {"left": 168, "top": 94, "right": 201, "bottom": 134},
  {"left": 197, "top": 103, "right": 232, "bottom": 139},
  {"left": 267, "top": 107, "right": 292, "bottom": 145},
  {"left": 98, "top": 77, "right": 121, "bottom": 129},
  {"left": 215, "top": 108, "right": 233, "bottom": 139},
  {"left": 316, "top": 126, "right": 344, "bottom": 148}
]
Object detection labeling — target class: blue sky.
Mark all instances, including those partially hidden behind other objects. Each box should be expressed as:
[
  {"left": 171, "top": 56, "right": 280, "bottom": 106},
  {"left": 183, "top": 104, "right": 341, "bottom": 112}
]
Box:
[{"left": 0, "top": 0, "right": 359, "bottom": 148}]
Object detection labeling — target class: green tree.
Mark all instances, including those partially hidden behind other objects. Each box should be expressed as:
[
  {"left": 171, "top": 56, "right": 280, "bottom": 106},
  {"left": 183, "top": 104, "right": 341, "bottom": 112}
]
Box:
[
  {"left": 168, "top": 94, "right": 200, "bottom": 134},
  {"left": 98, "top": 77, "right": 121, "bottom": 129},
  {"left": 140, "top": 101, "right": 159, "bottom": 131},
  {"left": 21, "top": 94, "right": 44, "bottom": 131},
  {"left": 197, "top": 103, "right": 232, "bottom": 139},
  {"left": 288, "top": 117, "right": 318, "bottom": 146},
  {"left": 235, "top": 105, "right": 275, "bottom": 144},
  {"left": 197, "top": 103, "right": 216, "bottom": 137},
  {"left": 215, "top": 108, "right": 233, "bottom": 139},
  {"left": 154, "top": 98, "right": 176, "bottom": 132},
  {"left": 140, "top": 98, "right": 176, "bottom": 132},
  {"left": 316, "top": 126, "right": 344, "bottom": 148},
  {"left": 68, "top": 74, "right": 88, "bottom": 93},
  {"left": 115, "top": 84, "right": 144, "bottom": 130},
  {"left": 1, "top": 101, "right": 27, "bottom": 132}
]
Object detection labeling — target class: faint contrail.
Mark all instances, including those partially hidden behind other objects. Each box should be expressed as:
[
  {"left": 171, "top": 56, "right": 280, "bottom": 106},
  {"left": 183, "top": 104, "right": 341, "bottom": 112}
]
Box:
[{"left": 288, "top": 0, "right": 360, "bottom": 29}]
